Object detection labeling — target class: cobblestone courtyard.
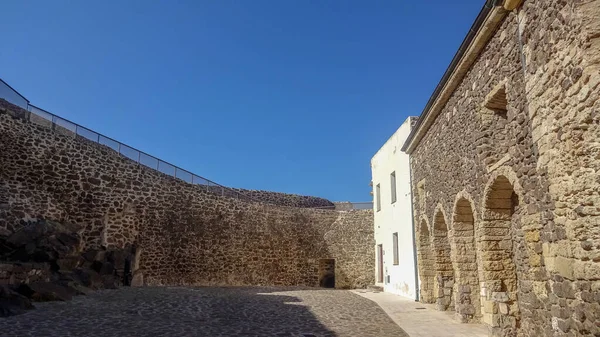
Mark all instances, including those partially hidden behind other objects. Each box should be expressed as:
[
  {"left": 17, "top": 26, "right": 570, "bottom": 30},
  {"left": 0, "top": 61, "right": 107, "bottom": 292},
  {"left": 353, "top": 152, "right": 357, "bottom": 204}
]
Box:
[{"left": 0, "top": 287, "right": 408, "bottom": 337}]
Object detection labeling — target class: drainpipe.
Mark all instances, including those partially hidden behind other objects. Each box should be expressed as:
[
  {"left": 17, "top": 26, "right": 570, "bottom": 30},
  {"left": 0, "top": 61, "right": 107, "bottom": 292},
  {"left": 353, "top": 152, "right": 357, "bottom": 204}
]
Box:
[{"left": 408, "top": 152, "right": 419, "bottom": 302}]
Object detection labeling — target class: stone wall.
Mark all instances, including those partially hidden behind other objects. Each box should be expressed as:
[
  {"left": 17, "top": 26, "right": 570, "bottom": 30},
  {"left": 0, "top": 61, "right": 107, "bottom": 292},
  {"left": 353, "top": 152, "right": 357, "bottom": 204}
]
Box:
[
  {"left": 408, "top": 1, "right": 599, "bottom": 337},
  {"left": 232, "top": 189, "right": 334, "bottom": 208},
  {"left": 0, "top": 101, "right": 374, "bottom": 289},
  {"left": 0, "top": 263, "right": 51, "bottom": 286}
]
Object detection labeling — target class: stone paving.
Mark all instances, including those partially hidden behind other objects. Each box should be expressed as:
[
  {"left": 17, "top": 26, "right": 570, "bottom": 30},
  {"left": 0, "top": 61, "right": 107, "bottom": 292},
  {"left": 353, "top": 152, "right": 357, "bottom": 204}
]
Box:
[
  {"left": 353, "top": 289, "right": 489, "bottom": 337},
  {"left": 0, "top": 286, "right": 409, "bottom": 337}
]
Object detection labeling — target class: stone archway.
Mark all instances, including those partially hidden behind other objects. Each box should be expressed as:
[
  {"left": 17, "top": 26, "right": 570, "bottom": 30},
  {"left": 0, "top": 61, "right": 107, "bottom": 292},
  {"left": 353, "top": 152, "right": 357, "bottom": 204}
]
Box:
[
  {"left": 480, "top": 174, "right": 521, "bottom": 336},
  {"left": 432, "top": 206, "right": 454, "bottom": 311},
  {"left": 451, "top": 193, "right": 481, "bottom": 323},
  {"left": 416, "top": 219, "right": 435, "bottom": 303}
]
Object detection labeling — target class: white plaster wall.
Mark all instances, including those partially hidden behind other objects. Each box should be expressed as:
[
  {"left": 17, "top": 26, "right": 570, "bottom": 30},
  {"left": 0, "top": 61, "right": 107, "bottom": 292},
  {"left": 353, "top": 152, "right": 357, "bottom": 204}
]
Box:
[{"left": 371, "top": 117, "right": 417, "bottom": 300}]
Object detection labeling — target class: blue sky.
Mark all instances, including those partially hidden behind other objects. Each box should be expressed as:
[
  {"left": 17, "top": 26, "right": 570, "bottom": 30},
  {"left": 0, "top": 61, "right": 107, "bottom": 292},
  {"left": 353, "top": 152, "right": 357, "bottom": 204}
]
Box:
[{"left": 1, "top": 1, "right": 482, "bottom": 202}]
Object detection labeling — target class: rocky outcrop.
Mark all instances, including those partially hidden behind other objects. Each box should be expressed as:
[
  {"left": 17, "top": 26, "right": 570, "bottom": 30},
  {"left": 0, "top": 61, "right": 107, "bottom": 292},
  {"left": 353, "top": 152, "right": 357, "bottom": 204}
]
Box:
[
  {"left": 0, "top": 220, "right": 136, "bottom": 316},
  {"left": 0, "top": 285, "right": 33, "bottom": 317},
  {"left": 2, "top": 220, "right": 81, "bottom": 265}
]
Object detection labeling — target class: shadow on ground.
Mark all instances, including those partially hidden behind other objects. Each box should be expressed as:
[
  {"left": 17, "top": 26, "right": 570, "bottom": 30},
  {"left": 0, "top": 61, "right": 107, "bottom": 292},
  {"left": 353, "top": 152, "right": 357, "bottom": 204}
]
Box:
[{"left": 0, "top": 286, "right": 408, "bottom": 337}]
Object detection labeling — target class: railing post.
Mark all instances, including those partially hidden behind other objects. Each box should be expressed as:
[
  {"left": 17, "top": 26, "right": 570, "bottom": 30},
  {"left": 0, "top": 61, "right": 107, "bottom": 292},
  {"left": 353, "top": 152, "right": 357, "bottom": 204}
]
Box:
[{"left": 137, "top": 151, "right": 141, "bottom": 164}]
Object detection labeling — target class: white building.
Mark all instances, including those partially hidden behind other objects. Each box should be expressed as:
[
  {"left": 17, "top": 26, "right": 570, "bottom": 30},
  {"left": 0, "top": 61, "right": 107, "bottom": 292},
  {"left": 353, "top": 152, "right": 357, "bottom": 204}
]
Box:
[{"left": 371, "top": 116, "right": 418, "bottom": 300}]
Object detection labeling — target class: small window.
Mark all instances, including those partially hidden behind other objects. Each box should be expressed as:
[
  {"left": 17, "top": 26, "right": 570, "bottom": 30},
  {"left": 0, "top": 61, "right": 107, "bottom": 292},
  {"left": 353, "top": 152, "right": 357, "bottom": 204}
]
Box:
[
  {"left": 483, "top": 81, "right": 508, "bottom": 118},
  {"left": 376, "top": 184, "right": 381, "bottom": 212},
  {"left": 390, "top": 172, "right": 397, "bottom": 204},
  {"left": 417, "top": 179, "right": 426, "bottom": 211},
  {"left": 392, "top": 232, "right": 399, "bottom": 265}
]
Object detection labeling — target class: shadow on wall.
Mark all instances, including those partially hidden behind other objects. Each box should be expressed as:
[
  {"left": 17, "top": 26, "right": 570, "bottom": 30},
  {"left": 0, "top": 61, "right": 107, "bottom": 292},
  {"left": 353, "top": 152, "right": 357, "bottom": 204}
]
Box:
[{"left": 146, "top": 207, "right": 368, "bottom": 289}]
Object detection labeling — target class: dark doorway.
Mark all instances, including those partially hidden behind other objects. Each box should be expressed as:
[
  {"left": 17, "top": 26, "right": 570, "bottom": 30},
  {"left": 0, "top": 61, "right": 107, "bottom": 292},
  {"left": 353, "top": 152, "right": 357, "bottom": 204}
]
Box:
[
  {"left": 377, "top": 244, "right": 384, "bottom": 283},
  {"left": 319, "top": 259, "right": 335, "bottom": 288}
]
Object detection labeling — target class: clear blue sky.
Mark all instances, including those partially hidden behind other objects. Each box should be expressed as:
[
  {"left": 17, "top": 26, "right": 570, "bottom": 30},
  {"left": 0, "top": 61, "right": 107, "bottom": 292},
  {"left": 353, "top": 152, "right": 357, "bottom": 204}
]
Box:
[{"left": 1, "top": 1, "right": 482, "bottom": 202}]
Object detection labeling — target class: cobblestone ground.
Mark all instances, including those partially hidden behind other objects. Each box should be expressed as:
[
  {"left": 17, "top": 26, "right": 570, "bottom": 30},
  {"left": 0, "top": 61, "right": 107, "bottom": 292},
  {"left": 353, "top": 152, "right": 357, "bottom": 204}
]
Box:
[{"left": 0, "top": 287, "right": 408, "bottom": 337}]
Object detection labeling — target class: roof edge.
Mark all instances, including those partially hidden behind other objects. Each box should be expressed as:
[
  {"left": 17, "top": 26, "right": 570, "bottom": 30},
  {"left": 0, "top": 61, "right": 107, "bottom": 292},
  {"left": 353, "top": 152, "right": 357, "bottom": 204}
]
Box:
[{"left": 401, "top": 1, "right": 511, "bottom": 154}]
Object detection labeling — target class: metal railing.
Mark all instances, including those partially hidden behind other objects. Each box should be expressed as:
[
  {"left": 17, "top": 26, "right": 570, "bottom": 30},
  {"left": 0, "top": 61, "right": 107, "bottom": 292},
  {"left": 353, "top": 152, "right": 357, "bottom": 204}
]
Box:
[
  {"left": 314, "top": 202, "right": 374, "bottom": 210},
  {"left": 26, "top": 104, "right": 257, "bottom": 201},
  {"left": 347, "top": 202, "right": 374, "bottom": 210},
  {"left": 0, "top": 79, "right": 29, "bottom": 109},
  {"left": 1, "top": 78, "right": 369, "bottom": 209},
  {"left": 0, "top": 78, "right": 256, "bottom": 201}
]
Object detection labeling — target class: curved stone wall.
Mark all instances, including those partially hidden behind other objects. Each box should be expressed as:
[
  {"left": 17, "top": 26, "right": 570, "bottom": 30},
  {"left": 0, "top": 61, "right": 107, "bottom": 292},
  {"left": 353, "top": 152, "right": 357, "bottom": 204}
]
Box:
[
  {"left": 0, "top": 101, "right": 373, "bottom": 289},
  {"left": 232, "top": 189, "right": 334, "bottom": 208}
]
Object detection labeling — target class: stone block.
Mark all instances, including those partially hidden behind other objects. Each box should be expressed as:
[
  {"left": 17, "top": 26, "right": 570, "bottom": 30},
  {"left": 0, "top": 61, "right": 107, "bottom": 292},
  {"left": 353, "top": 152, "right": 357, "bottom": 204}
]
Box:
[
  {"left": 458, "top": 284, "right": 471, "bottom": 293},
  {"left": 455, "top": 312, "right": 469, "bottom": 323},
  {"left": 499, "top": 302, "right": 509, "bottom": 314},
  {"left": 437, "top": 296, "right": 451, "bottom": 306},
  {"left": 484, "top": 300, "right": 497, "bottom": 314},
  {"left": 554, "top": 256, "right": 575, "bottom": 280},
  {"left": 525, "top": 230, "right": 540, "bottom": 242},
  {"left": 486, "top": 280, "right": 503, "bottom": 292},
  {"left": 498, "top": 240, "right": 513, "bottom": 251},
  {"left": 500, "top": 315, "right": 517, "bottom": 329},
  {"left": 532, "top": 281, "right": 548, "bottom": 298},
  {"left": 491, "top": 292, "right": 509, "bottom": 303},
  {"left": 131, "top": 271, "right": 144, "bottom": 287},
  {"left": 509, "top": 303, "right": 520, "bottom": 315},
  {"left": 483, "top": 260, "right": 505, "bottom": 271},
  {"left": 553, "top": 317, "right": 572, "bottom": 333},
  {"left": 551, "top": 281, "right": 575, "bottom": 299},
  {"left": 482, "top": 313, "right": 494, "bottom": 325},
  {"left": 458, "top": 304, "right": 476, "bottom": 315},
  {"left": 529, "top": 252, "right": 542, "bottom": 267}
]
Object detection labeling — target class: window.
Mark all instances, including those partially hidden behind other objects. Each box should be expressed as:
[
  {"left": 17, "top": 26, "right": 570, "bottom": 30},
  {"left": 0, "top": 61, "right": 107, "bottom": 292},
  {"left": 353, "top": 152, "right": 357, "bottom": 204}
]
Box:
[
  {"left": 390, "top": 171, "right": 397, "bottom": 204},
  {"left": 392, "top": 232, "right": 399, "bottom": 265},
  {"left": 376, "top": 184, "right": 381, "bottom": 211},
  {"left": 483, "top": 80, "right": 508, "bottom": 118}
]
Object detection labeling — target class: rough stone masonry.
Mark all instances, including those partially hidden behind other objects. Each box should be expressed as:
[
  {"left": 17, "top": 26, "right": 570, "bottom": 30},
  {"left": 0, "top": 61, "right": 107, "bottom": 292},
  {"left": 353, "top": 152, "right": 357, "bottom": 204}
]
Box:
[
  {"left": 0, "top": 98, "right": 374, "bottom": 291},
  {"left": 404, "top": 1, "right": 600, "bottom": 337}
]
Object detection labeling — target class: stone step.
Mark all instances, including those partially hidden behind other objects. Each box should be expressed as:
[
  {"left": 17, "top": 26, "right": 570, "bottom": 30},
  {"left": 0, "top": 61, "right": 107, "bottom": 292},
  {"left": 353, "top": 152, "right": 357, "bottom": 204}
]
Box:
[{"left": 367, "top": 285, "right": 384, "bottom": 292}]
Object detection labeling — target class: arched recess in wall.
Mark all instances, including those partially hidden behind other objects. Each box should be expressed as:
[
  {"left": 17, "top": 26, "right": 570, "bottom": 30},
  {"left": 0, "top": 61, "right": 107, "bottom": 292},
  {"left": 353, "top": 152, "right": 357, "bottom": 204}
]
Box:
[
  {"left": 432, "top": 205, "right": 454, "bottom": 312},
  {"left": 451, "top": 192, "right": 481, "bottom": 323},
  {"left": 480, "top": 173, "right": 521, "bottom": 336},
  {"left": 416, "top": 218, "right": 435, "bottom": 304}
]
